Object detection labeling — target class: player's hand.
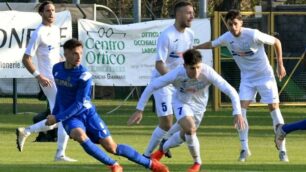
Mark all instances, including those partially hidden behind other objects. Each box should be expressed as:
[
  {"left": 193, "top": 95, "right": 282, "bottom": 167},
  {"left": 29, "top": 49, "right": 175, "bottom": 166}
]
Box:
[
  {"left": 37, "top": 74, "right": 52, "bottom": 87},
  {"left": 277, "top": 65, "right": 286, "bottom": 82},
  {"left": 234, "top": 114, "right": 246, "bottom": 131},
  {"left": 46, "top": 115, "right": 56, "bottom": 126},
  {"left": 127, "top": 110, "right": 143, "bottom": 125}
]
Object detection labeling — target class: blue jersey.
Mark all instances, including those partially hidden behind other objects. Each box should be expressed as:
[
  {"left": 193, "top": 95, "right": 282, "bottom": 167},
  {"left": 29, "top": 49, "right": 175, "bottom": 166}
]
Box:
[{"left": 52, "top": 62, "right": 93, "bottom": 122}]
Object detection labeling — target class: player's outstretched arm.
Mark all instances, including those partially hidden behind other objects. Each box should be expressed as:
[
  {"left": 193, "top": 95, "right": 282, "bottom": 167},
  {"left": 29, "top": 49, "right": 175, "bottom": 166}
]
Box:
[
  {"left": 127, "top": 110, "right": 143, "bottom": 125},
  {"left": 193, "top": 41, "right": 213, "bottom": 49},
  {"left": 234, "top": 114, "right": 246, "bottom": 131}
]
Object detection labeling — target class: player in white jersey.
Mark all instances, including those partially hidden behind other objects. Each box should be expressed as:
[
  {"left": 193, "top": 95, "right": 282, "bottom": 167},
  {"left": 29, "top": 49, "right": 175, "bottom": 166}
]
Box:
[
  {"left": 128, "top": 49, "right": 246, "bottom": 172},
  {"left": 194, "top": 9, "right": 288, "bottom": 162},
  {"left": 141, "top": 0, "right": 196, "bottom": 159},
  {"left": 15, "top": 1, "right": 76, "bottom": 162}
]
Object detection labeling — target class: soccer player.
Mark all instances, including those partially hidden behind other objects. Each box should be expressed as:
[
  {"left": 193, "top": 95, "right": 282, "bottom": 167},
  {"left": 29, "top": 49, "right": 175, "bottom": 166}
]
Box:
[
  {"left": 275, "top": 119, "right": 306, "bottom": 150},
  {"left": 194, "top": 9, "right": 288, "bottom": 162},
  {"left": 16, "top": 1, "right": 76, "bottom": 162},
  {"left": 45, "top": 38, "right": 169, "bottom": 172},
  {"left": 144, "top": 0, "right": 196, "bottom": 159},
  {"left": 128, "top": 49, "right": 245, "bottom": 172}
]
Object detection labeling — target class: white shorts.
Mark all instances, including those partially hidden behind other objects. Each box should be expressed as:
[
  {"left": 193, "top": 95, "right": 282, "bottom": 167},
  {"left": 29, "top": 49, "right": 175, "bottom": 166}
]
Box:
[
  {"left": 239, "top": 77, "right": 279, "bottom": 104},
  {"left": 153, "top": 85, "right": 174, "bottom": 117},
  {"left": 40, "top": 79, "right": 57, "bottom": 111},
  {"left": 172, "top": 98, "right": 204, "bottom": 128}
]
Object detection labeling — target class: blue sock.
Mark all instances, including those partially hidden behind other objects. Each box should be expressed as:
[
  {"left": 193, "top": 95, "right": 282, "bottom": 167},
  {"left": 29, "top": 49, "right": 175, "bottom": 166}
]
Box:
[
  {"left": 116, "top": 144, "right": 150, "bottom": 168},
  {"left": 81, "top": 139, "right": 116, "bottom": 166},
  {"left": 283, "top": 119, "right": 306, "bottom": 134}
]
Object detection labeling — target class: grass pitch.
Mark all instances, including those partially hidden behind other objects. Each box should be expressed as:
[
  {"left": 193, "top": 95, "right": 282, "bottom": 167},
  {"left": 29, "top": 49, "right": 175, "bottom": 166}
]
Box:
[{"left": 0, "top": 99, "right": 306, "bottom": 172}]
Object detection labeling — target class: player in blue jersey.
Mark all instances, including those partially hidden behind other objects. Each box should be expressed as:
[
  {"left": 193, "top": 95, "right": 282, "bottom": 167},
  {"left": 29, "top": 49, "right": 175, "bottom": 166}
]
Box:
[
  {"left": 45, "top": 38, "right": 169, "bottom": 172},
  {"left": 275, "top": 119, "right": 306, "bottom": 150}
]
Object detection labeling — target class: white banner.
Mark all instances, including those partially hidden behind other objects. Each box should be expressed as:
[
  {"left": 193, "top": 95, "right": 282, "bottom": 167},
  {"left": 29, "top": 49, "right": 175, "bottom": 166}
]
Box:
[
  {"left": 78, "top": 19, "right": 212, "bottom": 86},
  {"left": 0, "top": 10, "right": 72, "bottom": 78}
]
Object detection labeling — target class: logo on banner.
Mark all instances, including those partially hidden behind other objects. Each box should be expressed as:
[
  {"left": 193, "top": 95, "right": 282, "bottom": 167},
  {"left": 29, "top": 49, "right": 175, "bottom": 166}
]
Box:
[{"left": 87, "top": 27, "right": 126, "bottom": 38}]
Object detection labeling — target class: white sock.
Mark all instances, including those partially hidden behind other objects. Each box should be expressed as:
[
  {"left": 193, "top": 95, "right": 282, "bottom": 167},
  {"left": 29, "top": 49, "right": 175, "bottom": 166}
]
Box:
[
  {"left": 27, "top": 119, "right": 58, "bottom": 134},
  {"left": 270, "top": 109, "right": 286, "bottom": 152},
  {"left": 163, "top": 131, "right": 184, "bottom": 152},
  {"left": 55, "top": 122, "right": 69, "bottom": 158},
  {"left": 143, "top": 126, "right": 167, "bottom": 157},
  {"left": 270, "top": 108, "right": 284, "bottom": 132},
  {"left": 238, "top": 108, "right": 249, "bottom": 151},
  {"left": 164, "top": 122, "right": 181, "bottom": 139},
  {"left": 185, "top": 134, "right": 201, "bottom": 164}
]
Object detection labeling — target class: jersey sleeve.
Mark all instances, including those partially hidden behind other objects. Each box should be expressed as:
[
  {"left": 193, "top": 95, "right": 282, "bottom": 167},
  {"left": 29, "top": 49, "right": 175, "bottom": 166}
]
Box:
[
  {"left": 155, "top": 32, "right": 169, "bottom": 62},
  {"left": 55, "top": 72, "right": 93, "bottom": 122},
  {"left": 211, "top": 32, "right": 227, "bottom": 48},
  {"left": 25, "top": 30, "right": 40, "bottom": 57},
  {"left": 254, "top": 29, "right": 275, "bottom": 45},
  {"left": 136, "top": 68, "right": 179, "bottom": 111},
  {"left": 205, "top": 66, "right": 241, "bottom": 115}
]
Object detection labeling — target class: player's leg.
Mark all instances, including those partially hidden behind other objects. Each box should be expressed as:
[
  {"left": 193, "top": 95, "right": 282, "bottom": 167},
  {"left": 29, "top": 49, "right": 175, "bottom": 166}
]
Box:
[
  {"left": 66, "top": 116, "right": 119, "bottom": 171},
  {"left": 237, "top": 82, "right": 255, "bottom": 161},
  {"left": 143, "top": 87, "right": 173, "bottom": 158},
  {"left": 42, "top": 82, "right": 76, "bottom": 162},
  {"left": 283, "top": 119, "right": 306, "bottom": 133},
  {"left": 54, "top": 122, "right": 77, "bottom": 162},
  {"left": 275, "top": 119, "right": 306, "bottom": 149},
  {"left": 87, "top": 112, "right": 168, "bottom": 172},
  {"left": 179, "top": 116, "right": 202, "bottom": 172},
  {"left": 153, "top": 102, "right": 202, "bottom": 172},
  {"left": 16, "top": 84, "right": 59, "bottom": 152},
  {"left": 16, "top": 120, "right": 57, "bottom": 152},
  {"left": 259, "top": 78, "right": 288, "bottom": 162}
]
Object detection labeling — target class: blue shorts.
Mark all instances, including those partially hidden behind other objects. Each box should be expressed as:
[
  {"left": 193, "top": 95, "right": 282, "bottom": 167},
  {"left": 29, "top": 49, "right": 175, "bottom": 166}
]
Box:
[{"left": 62, "top": 108, "right": 111, "bottom": 144}]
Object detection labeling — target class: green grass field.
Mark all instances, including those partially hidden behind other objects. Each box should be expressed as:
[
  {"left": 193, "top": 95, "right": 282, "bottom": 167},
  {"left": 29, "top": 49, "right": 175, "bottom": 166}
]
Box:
[{"left": 1, "top": 99, "right": 306, "bottom": 172}]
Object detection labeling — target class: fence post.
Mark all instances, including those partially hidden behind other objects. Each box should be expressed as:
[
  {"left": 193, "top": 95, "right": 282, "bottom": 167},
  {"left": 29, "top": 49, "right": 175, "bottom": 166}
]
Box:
[
  {"left": 13, "top": 78, "right": 17, "bottom": 114},
  {"left": 133, "top": 0, "right": 141, "bottom": 23}
]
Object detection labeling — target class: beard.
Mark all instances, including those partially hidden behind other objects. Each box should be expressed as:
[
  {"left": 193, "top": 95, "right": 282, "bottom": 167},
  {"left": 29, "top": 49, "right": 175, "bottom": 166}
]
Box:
[{"left": 180, "top": 21, "right": 191, "bottom": 28}]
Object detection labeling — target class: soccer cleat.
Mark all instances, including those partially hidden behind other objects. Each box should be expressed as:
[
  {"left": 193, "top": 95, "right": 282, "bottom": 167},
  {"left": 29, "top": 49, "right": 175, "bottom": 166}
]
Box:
[
  {"left": 16, "top": 127, "right": 30, "bottom": 152},
  {"left": 54, "top": 156, "right": 78, "bottom": 162},
  {"left": 150, "top": 159, "right": 169, "bottom": 172},
  {"left": 151, "top": 150, "right": 165, "bottom": 161},
  {"left": 188, "top": 162, "right": 201, "bottom": 172},
  {"left": 160, "top": 139, "right": 172, "bottom": 158},
  {"left": 279, "top": 151, "right": 289, "bottom": 162},
  {"left": 238, "top": 149, "right": 251, "bottom": 162},
  {"left": 109, "top": 164, "right": 123, "bottom": 172},
  {"left": 275, "top": 124, "right": 286, "bottom": 150}
]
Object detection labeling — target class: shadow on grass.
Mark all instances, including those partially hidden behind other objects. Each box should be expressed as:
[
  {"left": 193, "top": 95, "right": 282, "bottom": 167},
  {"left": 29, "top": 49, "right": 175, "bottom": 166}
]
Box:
[{"left": 1, "top": 163, "right": 306, "bottom": 172}]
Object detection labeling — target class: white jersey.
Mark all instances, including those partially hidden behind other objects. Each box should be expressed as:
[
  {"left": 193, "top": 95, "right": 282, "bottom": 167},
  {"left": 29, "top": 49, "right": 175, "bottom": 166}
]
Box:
[
  {"left": 25, "top": 24, "right": 61, "bottom": 79},
  {"left": 137, "top": 64, "right": 241, "bottom": 116},
  {"left": 152, "top": 25, "right": 194, "bottom": 78},
  {"left": 212, "top": 27, "right": 276, "bottom": 81}
]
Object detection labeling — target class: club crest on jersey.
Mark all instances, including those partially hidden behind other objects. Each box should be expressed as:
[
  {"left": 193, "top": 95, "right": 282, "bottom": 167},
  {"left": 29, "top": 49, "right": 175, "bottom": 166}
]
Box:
[{"left": 180, "top": 80, "right": 206, "bottom": 93}]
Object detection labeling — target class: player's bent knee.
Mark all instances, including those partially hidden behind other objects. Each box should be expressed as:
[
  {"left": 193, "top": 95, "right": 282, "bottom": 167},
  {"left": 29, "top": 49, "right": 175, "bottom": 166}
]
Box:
[
  {"left": 103, "top": 144, "right": 117, "bottom": 154},
  {"left": 268, "top": 103, "right": 279, "bottom": 111},
  {"left": 70, "top": 128, "right": 87, "bottom": 143},
  {"left": 184, "top": 127, "right": 196, "bottom": 135},
  {"left": 99, "top": 137, "right": 118, "bottom": 154},
  {"left": 158, "top": 115, "right": 173, "bottom": 130}
]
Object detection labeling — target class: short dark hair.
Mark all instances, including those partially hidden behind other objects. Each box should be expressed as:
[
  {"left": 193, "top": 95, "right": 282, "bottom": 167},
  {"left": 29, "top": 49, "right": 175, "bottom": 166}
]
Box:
[
  {"left": 183, "top": 49, "right": 202, "bottom": 65},
  {"left": 225, "top": 9, "right": 242, "bottom": 22},
  {"left": 174, "top": 0, "right": 193, "bottom": 17},
  {"left": 63, "top": 38, "right": 83, "bottom": 50},
  {"left": 38, "top": 1, "right": 54, "bottom": 13}
]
